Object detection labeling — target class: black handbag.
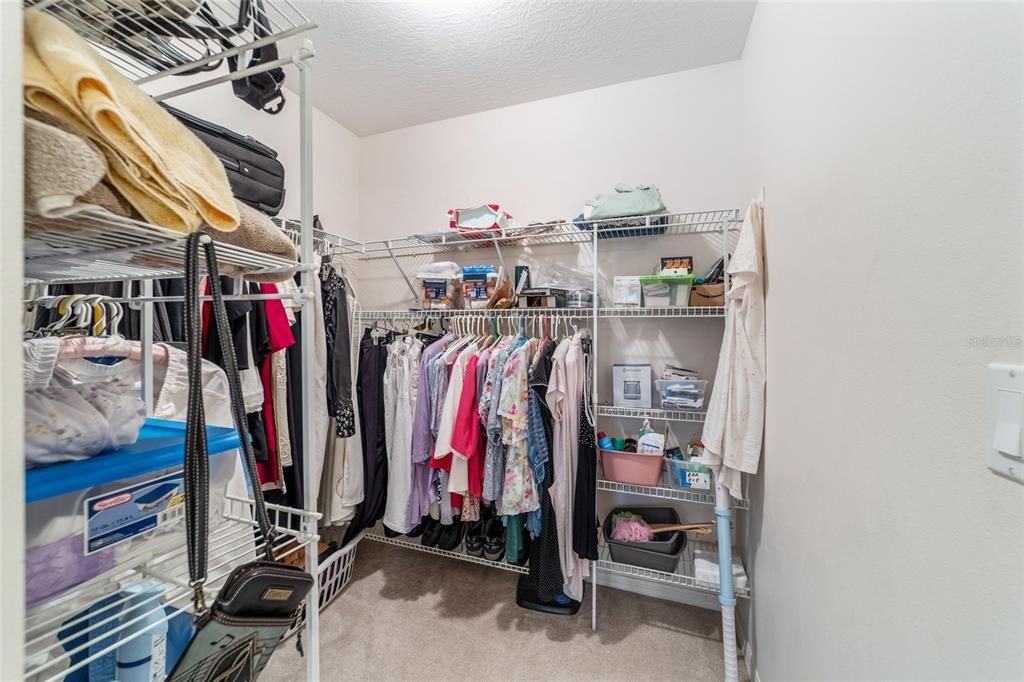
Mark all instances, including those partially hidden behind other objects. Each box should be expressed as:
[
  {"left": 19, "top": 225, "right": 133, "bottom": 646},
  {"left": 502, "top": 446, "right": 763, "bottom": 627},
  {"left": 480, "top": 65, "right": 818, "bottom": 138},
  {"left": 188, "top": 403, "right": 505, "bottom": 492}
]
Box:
[
  {"left": 168, "top": 233, "right": 313, "bottom": 682},
  {"left": 164, "top": 104, "right": 286, "bottom": 216}
]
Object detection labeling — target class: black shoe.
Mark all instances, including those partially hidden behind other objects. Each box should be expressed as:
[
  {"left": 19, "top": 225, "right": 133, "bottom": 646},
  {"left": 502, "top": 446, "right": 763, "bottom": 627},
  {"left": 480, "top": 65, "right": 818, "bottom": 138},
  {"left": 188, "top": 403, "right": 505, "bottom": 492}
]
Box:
[
  {"left": 465, "top": 519, "right": 486, "bottom": 557},
  {"left": 406, "top": 515, "right": 429, "bottom": 539},
  {"left": 383, "top": 526, "right": 403, "bottom": 538},
  {"left": 437, "top": 519, "right": 466, "bottom": 551},
  {"left": 421, "top": 518, "right": 442, "bottom": 548},
  {"left": 482, "top": 517, "right": 505, "bottom": 562}
]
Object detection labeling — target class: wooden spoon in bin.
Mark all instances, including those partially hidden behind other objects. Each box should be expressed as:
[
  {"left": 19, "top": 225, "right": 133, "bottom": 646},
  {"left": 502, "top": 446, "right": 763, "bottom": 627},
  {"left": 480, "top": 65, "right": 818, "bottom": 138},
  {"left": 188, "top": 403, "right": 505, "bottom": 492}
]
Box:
[{"left": 648, "top": 523, "right": 715, "bottom": 536}]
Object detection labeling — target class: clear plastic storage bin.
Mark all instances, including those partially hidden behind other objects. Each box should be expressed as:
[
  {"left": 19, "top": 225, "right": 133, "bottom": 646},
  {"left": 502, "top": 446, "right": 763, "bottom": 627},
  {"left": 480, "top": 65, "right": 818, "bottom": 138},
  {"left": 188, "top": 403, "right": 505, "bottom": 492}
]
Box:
[
  {"left": 25, "top": 419, "right": 240, "bottom": 607},
  {"left": 655, "top": 378, "right": 707, "bottom": 410},
  {"left": 663, "top": 458, "right": 712, "bottom": 491}
]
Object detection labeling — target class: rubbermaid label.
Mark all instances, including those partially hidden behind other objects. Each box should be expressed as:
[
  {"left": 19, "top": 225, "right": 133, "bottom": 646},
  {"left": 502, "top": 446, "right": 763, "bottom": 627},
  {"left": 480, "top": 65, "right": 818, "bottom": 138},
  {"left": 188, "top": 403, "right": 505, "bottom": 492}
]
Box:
[{"left": 83, "top": 471, "right": 185, "bottom": 555}]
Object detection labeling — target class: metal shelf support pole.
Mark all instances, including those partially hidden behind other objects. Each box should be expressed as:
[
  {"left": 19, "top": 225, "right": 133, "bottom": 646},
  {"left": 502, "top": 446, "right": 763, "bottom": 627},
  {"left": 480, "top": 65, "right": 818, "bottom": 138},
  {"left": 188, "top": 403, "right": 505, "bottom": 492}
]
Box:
[
  {"left": 716, "top": 217, "right": 739, "bottom": 682},
  {"left": 296, "top": 42, "right": 320, "bottom": 682},
  {"left": 590, "top": 223, "right": 599, "bottom": 631}
]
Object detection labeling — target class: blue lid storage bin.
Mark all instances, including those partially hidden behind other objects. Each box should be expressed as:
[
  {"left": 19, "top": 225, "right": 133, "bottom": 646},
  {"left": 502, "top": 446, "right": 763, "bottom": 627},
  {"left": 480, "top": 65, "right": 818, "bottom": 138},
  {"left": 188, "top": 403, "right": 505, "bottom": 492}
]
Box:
[{"left": 25, "top": 419, "right": 241, "bottom": 607}]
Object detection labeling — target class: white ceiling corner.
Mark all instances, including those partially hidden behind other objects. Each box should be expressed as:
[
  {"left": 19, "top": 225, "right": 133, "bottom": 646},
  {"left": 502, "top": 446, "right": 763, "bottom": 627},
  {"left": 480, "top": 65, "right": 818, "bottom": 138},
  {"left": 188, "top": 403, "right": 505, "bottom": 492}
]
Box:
[{"left": 286, "top": 1, "right": 756, "bottom": 136}]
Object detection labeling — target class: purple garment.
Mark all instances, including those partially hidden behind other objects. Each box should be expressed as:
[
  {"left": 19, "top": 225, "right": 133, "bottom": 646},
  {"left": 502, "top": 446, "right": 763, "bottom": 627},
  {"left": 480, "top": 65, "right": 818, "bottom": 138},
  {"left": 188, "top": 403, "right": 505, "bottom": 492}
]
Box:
[
  {"left": 476, "top": 348, "right": 492, "bottom": 405},
  {"left": 405, "top": 334, "right": 451, "bottom": 528}
]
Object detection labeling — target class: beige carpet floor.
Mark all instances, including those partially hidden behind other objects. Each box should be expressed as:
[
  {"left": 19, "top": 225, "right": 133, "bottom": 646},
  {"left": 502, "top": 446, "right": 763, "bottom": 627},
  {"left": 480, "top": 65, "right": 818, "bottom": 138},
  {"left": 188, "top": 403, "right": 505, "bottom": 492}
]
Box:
[{"left": 262, "top": 539, "right": 744, "bottom": 682}]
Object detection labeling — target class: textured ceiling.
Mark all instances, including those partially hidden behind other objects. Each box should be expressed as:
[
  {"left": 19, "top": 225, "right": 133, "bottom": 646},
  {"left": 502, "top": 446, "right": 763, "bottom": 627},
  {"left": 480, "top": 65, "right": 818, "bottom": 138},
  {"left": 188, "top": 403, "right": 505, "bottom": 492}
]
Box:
[{"left": 286, "top": 1, "right": 756, "bottom": 136}]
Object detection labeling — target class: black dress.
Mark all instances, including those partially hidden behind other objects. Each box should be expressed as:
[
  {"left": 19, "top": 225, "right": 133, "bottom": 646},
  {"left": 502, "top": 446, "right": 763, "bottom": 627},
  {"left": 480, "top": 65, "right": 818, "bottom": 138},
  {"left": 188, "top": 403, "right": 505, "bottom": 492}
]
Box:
[
  {"left": 343, "top": 328, "right": 392, "bottom": 545},
  {"left": 573, "top": 337, "right": 599, "bottom": 561},
  {"left": 526, "top": 339, "right": 564, "bottom": 602}
]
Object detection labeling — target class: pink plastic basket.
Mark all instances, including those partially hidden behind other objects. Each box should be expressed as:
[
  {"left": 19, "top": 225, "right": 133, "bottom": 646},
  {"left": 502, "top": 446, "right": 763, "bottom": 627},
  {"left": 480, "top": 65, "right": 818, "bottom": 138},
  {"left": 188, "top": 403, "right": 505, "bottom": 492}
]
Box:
[{"left": 600, "top": 449, "right": 664, "bottom": 486}]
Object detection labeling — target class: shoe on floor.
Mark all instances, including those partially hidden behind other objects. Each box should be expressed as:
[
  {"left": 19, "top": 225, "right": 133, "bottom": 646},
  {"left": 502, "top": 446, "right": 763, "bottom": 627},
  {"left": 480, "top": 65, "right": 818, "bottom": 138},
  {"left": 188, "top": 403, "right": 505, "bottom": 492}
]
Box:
[
  {"left": 421, "top": 518, "right": 442, "bottom": 548},
  {"left": 464, "top": 519, "right": 486, "bottom": 557},
  {"left": 437, "top": 519, "right": 466, "bottom": 551},
  {"left": 482, "top": 517, "right": 505, "bottom": 562}
]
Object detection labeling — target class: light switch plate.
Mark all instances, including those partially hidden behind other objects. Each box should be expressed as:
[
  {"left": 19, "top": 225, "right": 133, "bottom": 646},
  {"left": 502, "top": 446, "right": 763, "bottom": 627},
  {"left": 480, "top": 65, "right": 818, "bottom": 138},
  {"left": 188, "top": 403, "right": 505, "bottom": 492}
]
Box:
[{"left": 990, "top": 363, "right": 1024, "bottom": 485}]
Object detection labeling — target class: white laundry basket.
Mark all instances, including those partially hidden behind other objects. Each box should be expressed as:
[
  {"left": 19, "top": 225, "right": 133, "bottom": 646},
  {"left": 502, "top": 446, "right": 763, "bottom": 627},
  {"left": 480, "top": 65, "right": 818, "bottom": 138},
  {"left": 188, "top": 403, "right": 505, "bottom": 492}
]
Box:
[{"left": 285, "top": 531, "right": 363, "bottom": 639}]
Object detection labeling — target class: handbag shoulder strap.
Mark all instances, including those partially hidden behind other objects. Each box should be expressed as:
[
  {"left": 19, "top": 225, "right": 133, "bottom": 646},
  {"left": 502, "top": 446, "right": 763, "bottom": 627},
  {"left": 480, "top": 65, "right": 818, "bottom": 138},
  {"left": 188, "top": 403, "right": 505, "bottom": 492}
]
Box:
[{"left": 184, "top": 232, "right": 276, "bottom": 614}]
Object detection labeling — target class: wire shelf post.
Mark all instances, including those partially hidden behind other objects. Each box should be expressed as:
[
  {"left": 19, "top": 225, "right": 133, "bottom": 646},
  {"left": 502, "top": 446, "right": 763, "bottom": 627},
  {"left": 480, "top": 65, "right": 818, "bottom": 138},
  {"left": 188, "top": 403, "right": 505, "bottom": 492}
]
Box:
[
  {"left": 296, "top": 41, "right": 321, "bottom": 682},
  {"left": 715, "top": 214, "right": 739, "bottom": 682}
]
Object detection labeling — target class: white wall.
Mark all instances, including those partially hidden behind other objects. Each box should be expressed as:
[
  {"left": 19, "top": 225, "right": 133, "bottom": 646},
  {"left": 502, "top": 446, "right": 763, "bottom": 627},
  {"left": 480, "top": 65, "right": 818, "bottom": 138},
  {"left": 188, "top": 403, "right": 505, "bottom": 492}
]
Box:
[
  {"left": 359, "top": 60, "right": 748, "bottom": 238},
  {"left": 147, "top": 75, "right": 361, "bottom": 239},
  {"left": 741, "top": 2, "right": 1024, "bottom": 680}
]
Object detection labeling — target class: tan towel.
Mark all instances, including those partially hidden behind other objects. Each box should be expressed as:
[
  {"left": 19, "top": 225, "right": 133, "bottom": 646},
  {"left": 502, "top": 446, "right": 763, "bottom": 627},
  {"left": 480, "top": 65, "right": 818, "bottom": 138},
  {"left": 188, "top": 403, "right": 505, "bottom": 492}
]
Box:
[
  {"left": 22, "top": 10, "right": 238, "bottom": 233},
  {"left": 210, "top": 202, "right": 298, "bottom": 283},
  {"left": 24, "top": 116, "right": 105, "bottom": 218}
]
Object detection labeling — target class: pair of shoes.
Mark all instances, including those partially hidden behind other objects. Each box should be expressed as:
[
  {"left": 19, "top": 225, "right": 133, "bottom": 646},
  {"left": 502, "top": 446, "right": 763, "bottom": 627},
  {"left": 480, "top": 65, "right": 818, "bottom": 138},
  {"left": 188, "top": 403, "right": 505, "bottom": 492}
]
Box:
[
  {"left": 483, "top": 517, "right": 505, "bottom": 562},
  {"left": 406, "top": 515, "right": 429, "bottom": 539},
  {"left": 437, "top": 517, "right": 465, "bottom": 551},
  {"left": 421, "top": 518, "right": 442, "bottom": 547},
  {"left": 465, "top": 519, "right": 486, "bottom": 557}
]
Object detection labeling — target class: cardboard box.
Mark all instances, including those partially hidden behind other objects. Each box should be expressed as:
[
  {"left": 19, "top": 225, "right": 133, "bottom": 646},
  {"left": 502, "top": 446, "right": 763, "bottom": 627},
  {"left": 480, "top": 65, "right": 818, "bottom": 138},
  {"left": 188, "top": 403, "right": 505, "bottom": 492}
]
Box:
[{"left": 689, "top": 283, "right": 725, "bottom": 307}]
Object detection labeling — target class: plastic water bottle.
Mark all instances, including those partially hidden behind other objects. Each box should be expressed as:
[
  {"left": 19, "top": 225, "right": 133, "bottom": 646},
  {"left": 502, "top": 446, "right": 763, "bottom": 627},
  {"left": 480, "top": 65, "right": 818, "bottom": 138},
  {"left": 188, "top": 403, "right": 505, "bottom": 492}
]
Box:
[{"left": 116, "top": 580, "right": 168, "bottom": 682}]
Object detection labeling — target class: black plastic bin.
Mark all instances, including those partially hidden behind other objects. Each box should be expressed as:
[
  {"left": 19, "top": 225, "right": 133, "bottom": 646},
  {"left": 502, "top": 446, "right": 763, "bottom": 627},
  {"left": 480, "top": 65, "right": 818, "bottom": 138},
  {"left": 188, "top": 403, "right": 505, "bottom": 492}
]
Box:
[{"left": 602, "top": 506, "right": 686, "bottom": 572}]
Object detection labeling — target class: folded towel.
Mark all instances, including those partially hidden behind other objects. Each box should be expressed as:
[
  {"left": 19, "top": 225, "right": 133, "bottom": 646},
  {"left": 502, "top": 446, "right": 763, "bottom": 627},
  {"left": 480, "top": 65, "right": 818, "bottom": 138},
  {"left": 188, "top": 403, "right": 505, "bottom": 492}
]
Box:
[
  {"left": 210, "top": 202, "right": 298, "bottom": 283},
  {"left": 24, "top": 116, "right": 105, "bottom": 218},
  {"left": 23, "top": 10, "right": 238, "bottom": 233}
]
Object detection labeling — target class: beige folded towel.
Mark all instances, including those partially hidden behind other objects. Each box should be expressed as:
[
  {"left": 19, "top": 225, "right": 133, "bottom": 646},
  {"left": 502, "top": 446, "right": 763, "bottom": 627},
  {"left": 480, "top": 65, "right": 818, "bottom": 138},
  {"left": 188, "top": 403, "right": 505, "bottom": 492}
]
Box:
[
  {"left": 23, "top": 10, "right": 238, "bottom": 233},
  {"left": 24, "top": 116, "right": 105, "bottom": 218},
  {"left": 210, "top": 202, "right": 298, "bottom": 283}
]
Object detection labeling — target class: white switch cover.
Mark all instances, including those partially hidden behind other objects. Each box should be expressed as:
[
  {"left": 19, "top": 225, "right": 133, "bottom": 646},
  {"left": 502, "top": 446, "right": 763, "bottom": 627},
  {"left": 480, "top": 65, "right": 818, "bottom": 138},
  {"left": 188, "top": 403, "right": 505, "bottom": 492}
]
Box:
[{"left": 990, "top": 363, "right": 1024, "bottom": 484}]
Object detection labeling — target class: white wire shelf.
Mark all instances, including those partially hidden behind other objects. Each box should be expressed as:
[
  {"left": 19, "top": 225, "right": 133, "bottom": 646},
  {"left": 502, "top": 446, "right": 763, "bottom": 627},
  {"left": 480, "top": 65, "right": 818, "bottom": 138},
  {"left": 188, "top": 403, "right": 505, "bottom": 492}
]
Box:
[
  {"left": 355, "top": 308, "right": 594, "bottom": 320},
  {"left": 596, "top": 405, "right": 707, "bottom": 423},
  {"left": 598, "top": 306, "right": 725, "bottom": 318},
  {"left": 24, "top": 209, "right": 300, "bottom": 284},
  {"left": 23, "top": 495, "right": 318, "bottom": 682},
  {"left": 363, "top": 529, "right": 530, "bottom": 575},
  {"left": 597, "top": 479, "right": 749, "bottom": 509},
  {"left": 337, "top": 210, "right": 740, "bottom": 261},
  {"left": 29, "top": 0, "right": 316, "bottom": 89},
  {"left": 352, "top": 307, "right": 723, "bottom": 320},
  {"left": 597, "top": 541, "right": 750, "bottom": 599}
]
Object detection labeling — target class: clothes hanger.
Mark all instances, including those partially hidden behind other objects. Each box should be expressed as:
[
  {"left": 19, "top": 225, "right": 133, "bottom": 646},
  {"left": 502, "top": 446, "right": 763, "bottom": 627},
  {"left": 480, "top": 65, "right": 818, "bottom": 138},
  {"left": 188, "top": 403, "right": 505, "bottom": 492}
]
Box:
[{"left": 56, "top": 336, "right": 170, "bottom": 365}]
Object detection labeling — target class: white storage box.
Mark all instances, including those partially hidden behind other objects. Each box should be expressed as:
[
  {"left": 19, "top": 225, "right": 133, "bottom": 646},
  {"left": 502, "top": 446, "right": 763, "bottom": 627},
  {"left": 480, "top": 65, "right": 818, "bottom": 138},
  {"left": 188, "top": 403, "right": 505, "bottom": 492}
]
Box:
[{"left": 613, "top": 363, "right": 653, "bottom": 408}]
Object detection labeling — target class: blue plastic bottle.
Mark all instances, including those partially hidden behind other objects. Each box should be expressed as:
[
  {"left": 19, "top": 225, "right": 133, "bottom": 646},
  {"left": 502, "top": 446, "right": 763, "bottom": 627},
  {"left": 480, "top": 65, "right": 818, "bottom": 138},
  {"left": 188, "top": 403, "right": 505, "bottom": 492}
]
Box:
[{"left": 116, "top": 580, "right": 168, "bottom": 682}]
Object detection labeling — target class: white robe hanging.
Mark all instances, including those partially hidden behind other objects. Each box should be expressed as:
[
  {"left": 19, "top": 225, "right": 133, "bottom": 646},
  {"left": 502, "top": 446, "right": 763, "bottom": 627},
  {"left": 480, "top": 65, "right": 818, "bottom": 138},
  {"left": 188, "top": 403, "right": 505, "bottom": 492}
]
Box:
[{"left": 701, "top": 199, "right": 766, "bottom": 500}]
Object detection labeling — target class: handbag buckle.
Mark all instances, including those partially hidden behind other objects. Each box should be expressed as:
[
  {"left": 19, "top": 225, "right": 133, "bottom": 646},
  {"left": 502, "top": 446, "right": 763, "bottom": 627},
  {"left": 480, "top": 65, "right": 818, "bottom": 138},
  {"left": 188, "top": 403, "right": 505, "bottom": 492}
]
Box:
[{"left": 190, "top": 578, "right": 209, "bottom": 615}]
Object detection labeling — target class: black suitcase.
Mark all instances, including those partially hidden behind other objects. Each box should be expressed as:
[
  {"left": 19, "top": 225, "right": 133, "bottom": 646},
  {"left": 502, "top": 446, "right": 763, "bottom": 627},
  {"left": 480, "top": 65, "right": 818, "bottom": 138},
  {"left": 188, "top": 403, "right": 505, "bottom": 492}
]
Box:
[{"left": 163, "top": 104, "right": 286, "bottom": 216}]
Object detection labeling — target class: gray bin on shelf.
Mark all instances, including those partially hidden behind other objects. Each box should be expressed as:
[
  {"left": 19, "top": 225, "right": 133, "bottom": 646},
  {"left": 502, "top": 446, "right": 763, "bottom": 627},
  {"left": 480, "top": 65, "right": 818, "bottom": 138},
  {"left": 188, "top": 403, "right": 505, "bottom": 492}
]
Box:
[{"left": 602, "top": 506, "right": 686, "bottom": 572}]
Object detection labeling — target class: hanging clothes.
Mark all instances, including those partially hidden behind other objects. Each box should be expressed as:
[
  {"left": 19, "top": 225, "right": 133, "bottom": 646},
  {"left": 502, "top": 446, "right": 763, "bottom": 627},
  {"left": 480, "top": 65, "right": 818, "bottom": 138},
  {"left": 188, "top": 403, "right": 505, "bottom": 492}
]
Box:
[
  {"left": 320, "top": 270, "right": 362, "bottom": 526},
  {"left": 343, "top": 328, "right": 392, "bottom": 544},
  {"left": 407, "top": 334, "right": 451, "bottom": 529},
  {"left": 702, "top": 200, "right": 766, "bottom": 500},
  {"left": 322, "top": 265, "right": 355, "bottom": 438},
  {"left": 525, "top": 337, "right": 564, "bottom": 602},
  {"left": 547, "top": 332, "right": 588, "bottom": 601},
  {"left": 382, "top": 336, "right": 423, "bottom": 534},
  {"left": 573, "top": 334, "right": 598, "bottom": 561},
  {"left": 498, "top": 341, "right": 539, "bottom": 516}
]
